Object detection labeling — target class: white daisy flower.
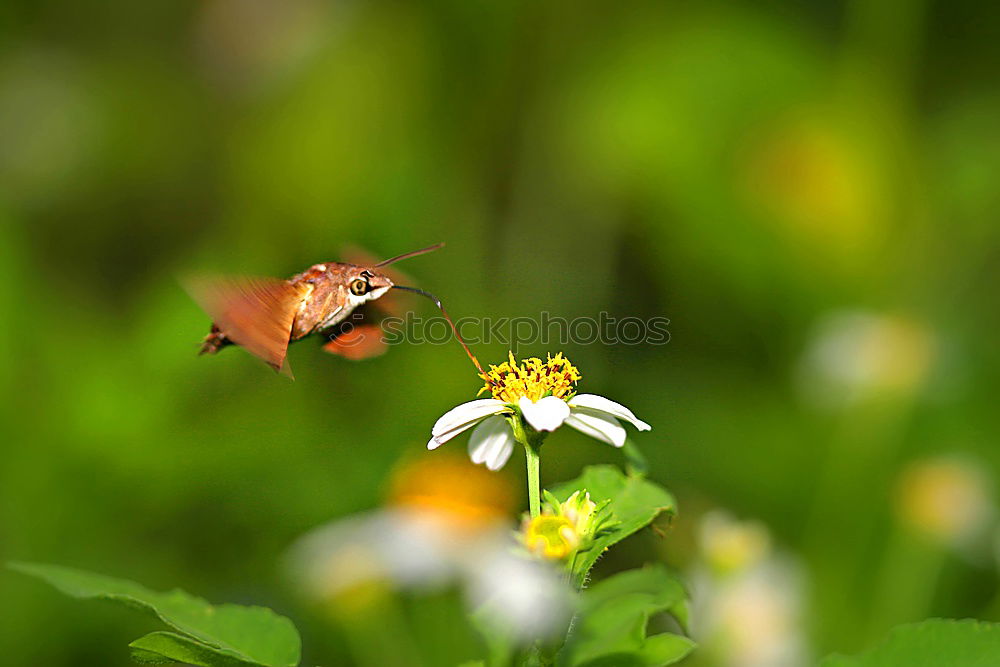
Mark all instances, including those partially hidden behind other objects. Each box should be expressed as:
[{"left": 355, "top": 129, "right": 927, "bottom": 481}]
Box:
[{"left": 427, "top": 352, "right": 651, "bottom": 471}]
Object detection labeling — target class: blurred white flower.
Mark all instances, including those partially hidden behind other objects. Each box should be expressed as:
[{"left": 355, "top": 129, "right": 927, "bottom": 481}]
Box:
[
  {"left": 691, "top": 511, "right": 808, "bottom": 667},
  {"left": 698, "top": 510, "right": 771, "bottom": 575},
  {"left": 467, "top": 549, "right": 574, "bottom": 640},
  {"left": 286, "top": 456, "right": 572, "bottom": 640},
  {"left": 427, "top": 353, "right": 651, "bottom": 470},
  {"left": 798, "top": 311, "right": 934, "bottom": 409}
]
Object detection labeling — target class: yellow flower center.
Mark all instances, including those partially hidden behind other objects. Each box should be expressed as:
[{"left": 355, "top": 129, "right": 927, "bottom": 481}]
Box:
[
  {"left": 524, "top": 515, "right": 580, "bottom": 560},
  {"left": 479, "top": 352, "right": 581, "bottom": 403}
]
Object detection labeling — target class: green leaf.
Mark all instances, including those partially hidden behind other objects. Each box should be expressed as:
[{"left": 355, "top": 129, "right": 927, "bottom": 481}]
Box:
[
  {"left": 9, "top": 562, "right": 300, "bottom": 667},
  {"left": 633, "top": 634, "right": 697, "bottom": 665},
  {"left": 665, "top": 598, "right": 690, "bottom": 635},
  {"left": 579, "top": 566, "right": 688, "bottom": 631},
  {"left": 550, "top": 465, "right": 675, "bottom": 584},
  {"left": 821, "top": 619, "right": 1000, "bottom": 667},
  {"left": 558, "top": 565, "right": 694, "bottom": 667},
  {"left": 571, "top": 634, "right": 696, "bottom": 667},
  {"left": 129, "top": 632, "right": 264, "bottom": 666}
]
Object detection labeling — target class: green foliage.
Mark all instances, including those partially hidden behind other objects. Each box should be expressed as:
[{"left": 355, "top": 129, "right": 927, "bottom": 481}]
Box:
[
  {"left": 9, "top": 562, "right": 300, "bottom": 667},
  {"left": 538, "top": 466, "right": 685, "bottom": 666},
  {"left": 558, "top": 565, "right": 694, "bottom": 667},
  {"left": 550, "top": 465, "right": 675, "bottom": 586},
  {"left": 821, "top": 619, "right": 1000, "bottom": 667},
  {"left": 470, "top": 465, "right": 683, "bottom": 667}
]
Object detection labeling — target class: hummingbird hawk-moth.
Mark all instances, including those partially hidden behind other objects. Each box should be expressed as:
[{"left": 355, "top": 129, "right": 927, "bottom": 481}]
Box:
[{"left": 188, "top": 242, "right": 481, "bottom": 377}]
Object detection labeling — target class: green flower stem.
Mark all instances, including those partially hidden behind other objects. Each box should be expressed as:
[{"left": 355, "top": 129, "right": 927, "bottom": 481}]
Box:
[
  {"left": 510, "top": 414, "right": 543, "bottom": 519},
  {"left": 525, "top": 441, "right": 541, "bottom": 519}
]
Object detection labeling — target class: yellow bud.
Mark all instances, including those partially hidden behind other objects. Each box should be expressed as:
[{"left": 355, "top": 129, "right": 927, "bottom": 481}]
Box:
[{"left": 524, "top": 515, "right": 581, "bottom": 560}]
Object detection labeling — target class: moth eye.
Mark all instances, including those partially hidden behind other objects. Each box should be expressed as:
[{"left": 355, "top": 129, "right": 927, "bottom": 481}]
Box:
[{"left": 350, "top": 279, "right": 369, "bottom": 296}]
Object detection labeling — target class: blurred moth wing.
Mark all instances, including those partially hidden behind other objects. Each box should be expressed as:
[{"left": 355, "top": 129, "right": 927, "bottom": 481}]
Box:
[
  {"left": 322, "top": 320, "right": 388, "bottom": 360},
  {"left": 186, "top": 276, "right": 307, "bottom": 376}
]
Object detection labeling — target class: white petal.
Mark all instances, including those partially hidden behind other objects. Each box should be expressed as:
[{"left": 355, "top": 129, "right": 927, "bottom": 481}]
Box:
[
  {"left": 285, "top": 511, "right": 456, "bottom": 597},
  {"left": 432, "top": 399, "right": 508, "bottom": 437},
  {"left": 518, "top": 396, "right": 571, "bottom": 432},
  {"left": 468, "top": 416, "right": 516, "bottom": 470},
  {"left": 565, "top": 410, "right": 627, "bottom": 447},
  {"left": 487, "top": 437, "right": 515, "bottom": 471},
  {"left": 568, "top": 393, "right": 651, "bottom": 431},
  {"left": 464, "top": 550, "right": 573, "bottom": 640},
  {"left": 429, "top": 398, "right": 509, "bottom": 448}
]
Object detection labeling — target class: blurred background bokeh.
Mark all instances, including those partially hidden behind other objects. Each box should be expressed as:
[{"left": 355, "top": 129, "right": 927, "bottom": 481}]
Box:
[{"left": 2, "top": 0, "right": 999, "bottom": 665}]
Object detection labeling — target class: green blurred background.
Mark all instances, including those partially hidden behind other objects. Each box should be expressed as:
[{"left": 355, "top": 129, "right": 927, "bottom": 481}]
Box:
[{"left": 2, "top": 0, "right": 999, "bottom": 665}]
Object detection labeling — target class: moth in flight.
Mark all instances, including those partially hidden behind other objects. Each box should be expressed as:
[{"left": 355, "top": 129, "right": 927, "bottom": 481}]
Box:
[{"left": 188, "top": 243, "right": 478, "bottom": 377}]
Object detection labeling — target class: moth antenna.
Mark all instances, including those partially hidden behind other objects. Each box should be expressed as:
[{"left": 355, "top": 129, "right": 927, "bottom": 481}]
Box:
[
  {"left": 392, "top": 284, "right": 484, "bottom": 375},
  {"left": 375, "top": 242, "right": 445, "bottom": 268}
]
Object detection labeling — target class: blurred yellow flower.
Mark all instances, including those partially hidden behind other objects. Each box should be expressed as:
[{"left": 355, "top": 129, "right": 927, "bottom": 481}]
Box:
[
  {"left": 388, "top": 455, "right": 514, "bottom": 532},
  {"left": 894, "top": 457, "right": 993, "bottom": 547},
  {"left": 738, "top": 112, "right": 884, "bottom": 268}
]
